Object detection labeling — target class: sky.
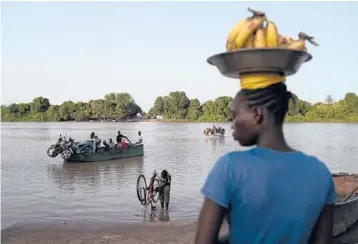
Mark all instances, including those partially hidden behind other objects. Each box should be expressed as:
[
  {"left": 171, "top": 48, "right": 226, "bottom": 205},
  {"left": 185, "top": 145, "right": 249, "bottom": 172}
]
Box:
[{"left": 2, "top": 1, "right": 358, "bottom": 111}]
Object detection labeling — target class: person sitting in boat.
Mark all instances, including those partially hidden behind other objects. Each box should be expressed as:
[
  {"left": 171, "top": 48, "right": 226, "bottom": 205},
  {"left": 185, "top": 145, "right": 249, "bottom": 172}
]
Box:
[
  {"left": 90, "top": 132, "right": 102, "bottom": 152},
  {"left": 218, "top": 127, "right": 225, "bottom": 136},
  {"left": 108, "top": 138, "right": 115, "bottom": 149},
  {"left": 116, "top": 131, "right": 130, "bottom": 145},
  {"left": 120, "top": 138, "right": 128, "bottom": 149},
  {"left": 102, "top": 140, "right": 110, "bottom": 152},
  {"left": 134, "top": 131, "right": 143, "bottom": 145},
  {"left": 204, "top": 128, "right": 212, "bottom": 136}
]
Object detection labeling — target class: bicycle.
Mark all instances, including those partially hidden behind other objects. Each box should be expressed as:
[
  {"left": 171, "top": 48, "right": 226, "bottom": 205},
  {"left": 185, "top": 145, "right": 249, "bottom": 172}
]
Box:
[{"left": 136, "top": 172, "right": 160, "bottom": 210}]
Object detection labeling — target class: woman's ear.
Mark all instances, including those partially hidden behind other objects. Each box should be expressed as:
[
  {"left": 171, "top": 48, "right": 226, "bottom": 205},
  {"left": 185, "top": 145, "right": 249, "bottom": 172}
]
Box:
[{"left": 253, "top": 107, "right": 264, "bottom": 125}]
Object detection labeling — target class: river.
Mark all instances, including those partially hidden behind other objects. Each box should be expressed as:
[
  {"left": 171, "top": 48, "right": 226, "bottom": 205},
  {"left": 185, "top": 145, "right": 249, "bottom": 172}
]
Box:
[{"left": 1, "top": 122, "right": 358, "bottom": 229}]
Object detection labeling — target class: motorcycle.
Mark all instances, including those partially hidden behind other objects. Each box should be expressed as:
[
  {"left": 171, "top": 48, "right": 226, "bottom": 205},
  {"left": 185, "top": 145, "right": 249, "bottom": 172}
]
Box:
[
  {"left": 48, "top": 134, "right": 94, "bottom": 160},
  {"left": 60, "top": 137, "right": 75, "bottom": 160},
  {"left": 47, "top": 134, "right": 66, "bottom": 158}
]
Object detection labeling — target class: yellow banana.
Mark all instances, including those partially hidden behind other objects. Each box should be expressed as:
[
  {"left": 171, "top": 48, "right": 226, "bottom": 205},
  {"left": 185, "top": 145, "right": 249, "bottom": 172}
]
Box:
[
  {"left": 286, "top": 32, "right": 319, "bottom": 51},
  {"left": 279, "top": 35, "right": 294, "bottom": 47},
  {"left": 254, "top": 27, "right": 266, "bottom": 48},
  {"left": 266, "top": 21, "right": 279, "bottom": 48},
  {"left": 226, "top": 18, "right": 250, "bottom": 51},
  {"left": 228, "top": 8, "right": 266, "bottom": 50},
  {"left": 243, "top": 34, "right": 255, "bottom": 48},
  {"left": 234, "top": 16, "right": 266, "bottom": 49}
]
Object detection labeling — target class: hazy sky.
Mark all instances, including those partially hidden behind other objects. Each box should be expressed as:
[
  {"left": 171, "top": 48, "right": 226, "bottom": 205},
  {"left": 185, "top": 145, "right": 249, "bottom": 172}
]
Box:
[{"left": 2, "top": 1, "right": 358, "bottom": 111}]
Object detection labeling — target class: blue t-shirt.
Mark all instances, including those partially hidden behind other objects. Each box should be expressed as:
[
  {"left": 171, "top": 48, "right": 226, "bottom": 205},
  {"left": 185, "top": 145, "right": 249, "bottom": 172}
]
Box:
[{"left": 201, "top": 148, "right": 337, "bottom": 244}]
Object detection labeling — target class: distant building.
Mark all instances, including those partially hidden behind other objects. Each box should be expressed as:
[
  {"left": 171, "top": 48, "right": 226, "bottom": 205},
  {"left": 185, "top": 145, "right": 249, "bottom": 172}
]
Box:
[{"left": 156, "top": 115, "right": 164, "bottom": 120}]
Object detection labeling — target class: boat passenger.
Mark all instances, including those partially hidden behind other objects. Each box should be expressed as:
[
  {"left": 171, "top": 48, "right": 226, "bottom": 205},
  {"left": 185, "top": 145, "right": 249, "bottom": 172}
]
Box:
[
  {"left": 116, "top": 131, "right": 130, "bottom": 144},
  {"left": 135, "top": 131, "right": 143, "bottom": 145},
  {"left": 195, "top": 83, "right": 336, "bottom": 244},
  {"left": 120, "top": 138, "right": 127, "bottom": 149},
  {"left": 102, "top": 140, "right": 110, "bottom": 152},
  {"left": 108, "top": 138, "right": 115, "bottom": 149}
]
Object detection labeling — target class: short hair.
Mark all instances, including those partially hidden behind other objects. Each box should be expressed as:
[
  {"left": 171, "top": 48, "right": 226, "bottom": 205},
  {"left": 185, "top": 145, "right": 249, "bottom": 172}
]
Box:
[
  {"left": 239, "top": 83, "right": 293, "bottom": 125},
  {"left": 161, "top": 170, "right": 168, "bottom": 179}
]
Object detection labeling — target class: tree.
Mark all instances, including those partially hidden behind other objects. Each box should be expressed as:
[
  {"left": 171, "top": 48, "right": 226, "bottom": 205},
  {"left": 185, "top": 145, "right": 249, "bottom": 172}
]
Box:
[
  {"left": 18, "top": 103, "right": 31, "bottom": 116},
  {"left": 31, "top": 97, "right": 50, "bottom": 113},
  {"left": 187, "top": 99, "right": 202, "bottom": 120},
  {"left": 8, "top": 103, "right": 19, "bottom": 114},
  {"left": 2, "top": 91, "right": 358, "bottom": 122},
  {"left": 325, "top": 95, "right": 334, "bottom": 105},
  {"left": 151, "top": 96, "right": 164, "bottom": 116},
  {"left": 164, "top": 91, "right": 190, "bottom": 119},
  {"left": 58, "top": 101, "right": 76, "bottom": 121},
  {"left": 214, "top": 96, "right": 233, "bottom": 121}
]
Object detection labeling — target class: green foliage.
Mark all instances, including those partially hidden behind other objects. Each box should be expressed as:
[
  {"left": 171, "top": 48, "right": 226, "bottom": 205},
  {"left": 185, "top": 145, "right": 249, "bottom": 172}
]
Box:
[
  {"left": 2, "top": 91, "right": 358, "bottom": 123},
  {"left": 1, "top": 93, "right": 142, "bottom": 122},
  {"left": 148, "top": 91, "right": 358, "bottom": 123}
]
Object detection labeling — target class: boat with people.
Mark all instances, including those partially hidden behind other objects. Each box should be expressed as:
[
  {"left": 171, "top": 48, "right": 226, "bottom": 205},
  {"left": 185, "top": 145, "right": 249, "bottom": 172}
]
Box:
[
  {"left": 65, "top": 144, "right": 144, "bottom": 163},
  {"left": 204, "top": 125, "right": 225, "bottom": 138},
  {"left": 47, "top": 131, "right": 144, "bottom": 163}
]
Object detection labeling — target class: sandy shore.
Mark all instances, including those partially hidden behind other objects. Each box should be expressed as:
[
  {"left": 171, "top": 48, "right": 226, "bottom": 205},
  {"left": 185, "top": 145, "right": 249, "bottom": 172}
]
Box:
[{"left": 2, "top": 220, "right": 358, "bottom": 244}]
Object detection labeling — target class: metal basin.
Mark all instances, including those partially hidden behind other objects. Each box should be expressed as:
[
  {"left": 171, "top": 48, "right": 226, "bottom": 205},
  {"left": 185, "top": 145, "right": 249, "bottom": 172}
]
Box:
[{"left": 207, "top": 48, "right": 312, "bottom": 79}]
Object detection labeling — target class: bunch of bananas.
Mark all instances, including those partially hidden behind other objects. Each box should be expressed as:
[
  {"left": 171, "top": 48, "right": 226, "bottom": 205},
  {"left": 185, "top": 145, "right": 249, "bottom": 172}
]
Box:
[{"left": 226, "top": 8, "right": 319, "bottom": 52}]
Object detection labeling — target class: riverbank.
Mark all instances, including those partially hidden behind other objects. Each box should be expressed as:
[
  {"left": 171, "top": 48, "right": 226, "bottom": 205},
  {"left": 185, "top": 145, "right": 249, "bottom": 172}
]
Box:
[
  {"left": 2, "top": 220, "right": 358, "bottom": 244},
  {"left": 2, "top": 119, "right": 358, "bottom": 123}
]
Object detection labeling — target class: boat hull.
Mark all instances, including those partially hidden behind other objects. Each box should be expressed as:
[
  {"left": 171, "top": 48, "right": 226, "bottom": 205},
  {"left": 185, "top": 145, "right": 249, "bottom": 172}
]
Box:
[
  {"left": 65, "top": 144, "right": 144, "bottom": 163},
  {"left": 333, "top": 173, "right": 358, "bottom": 236}
]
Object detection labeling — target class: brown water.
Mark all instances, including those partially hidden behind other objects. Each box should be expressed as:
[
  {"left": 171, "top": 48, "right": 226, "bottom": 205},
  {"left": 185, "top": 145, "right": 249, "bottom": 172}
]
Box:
[{"left": 1, "top": 122, "right": 358, "bottom": 229}]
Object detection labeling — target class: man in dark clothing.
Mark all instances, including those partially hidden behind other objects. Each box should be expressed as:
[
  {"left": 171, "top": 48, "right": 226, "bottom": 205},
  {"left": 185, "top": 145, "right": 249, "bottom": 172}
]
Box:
[
  {"left": 116, "top": 131, "right": 130, "bottom": 144},
  {"left": 102, "top": 140, "right": 110, "bottom": 152}
]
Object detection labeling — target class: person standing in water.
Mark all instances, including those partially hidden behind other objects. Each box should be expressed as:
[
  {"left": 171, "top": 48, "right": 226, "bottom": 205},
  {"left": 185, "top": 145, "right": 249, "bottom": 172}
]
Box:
[
  {"left": 195, "top": 83, "right": 336, "bottom": 244},
  {"left": 148, "top": 170, "right": 171, "bottom": 210}
]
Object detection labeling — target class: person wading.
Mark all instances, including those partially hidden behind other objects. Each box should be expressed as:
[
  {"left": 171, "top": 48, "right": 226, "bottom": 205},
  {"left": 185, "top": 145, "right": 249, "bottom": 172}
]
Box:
[
  {"left": 195, "top": 82, "right": 337, "bottom": 244},
  {"left": 148, "top": 170, "right": 171, "bottom": 210}
]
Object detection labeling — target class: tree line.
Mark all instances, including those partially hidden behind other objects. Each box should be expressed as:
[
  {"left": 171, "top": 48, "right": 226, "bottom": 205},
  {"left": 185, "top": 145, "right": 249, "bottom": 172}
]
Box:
[{"left": 1, "top": 91, "right": 358, "bottom": 122}]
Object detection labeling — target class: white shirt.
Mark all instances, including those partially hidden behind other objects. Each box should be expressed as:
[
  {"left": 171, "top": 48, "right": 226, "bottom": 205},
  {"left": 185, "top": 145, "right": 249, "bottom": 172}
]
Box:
[{"left": 138, "top": 135, "right": 143, "bottom": 144}]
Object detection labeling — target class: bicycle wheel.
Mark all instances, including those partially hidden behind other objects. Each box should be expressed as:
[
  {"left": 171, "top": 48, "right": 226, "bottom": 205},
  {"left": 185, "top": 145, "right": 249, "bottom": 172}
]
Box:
[
  {"left": 152, "top": 178, "right": 160, "bottom": 203},
  {"left": 136, "top": 174, "right": 147, "bottom": 205}
]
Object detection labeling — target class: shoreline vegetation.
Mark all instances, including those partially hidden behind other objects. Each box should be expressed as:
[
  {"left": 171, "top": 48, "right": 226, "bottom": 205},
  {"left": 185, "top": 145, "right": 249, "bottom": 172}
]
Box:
[{"left": 1, "top": 91, "right": 358, "bottom": 123}]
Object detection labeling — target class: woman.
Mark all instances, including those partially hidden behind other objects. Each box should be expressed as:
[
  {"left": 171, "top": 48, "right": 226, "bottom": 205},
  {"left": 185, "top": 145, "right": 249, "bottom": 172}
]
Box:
[{"left": 195, "top": 83, "right": 336, "bottom": 244}]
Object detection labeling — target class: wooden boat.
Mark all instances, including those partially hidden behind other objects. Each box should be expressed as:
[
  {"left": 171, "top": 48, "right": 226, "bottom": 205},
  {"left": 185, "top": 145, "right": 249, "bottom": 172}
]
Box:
[
  {"left": 332, "top": 172, "right": 358, "bottom": 236},
  {"left": 64, "top": 144, "right": 144, "bottom": 163}
]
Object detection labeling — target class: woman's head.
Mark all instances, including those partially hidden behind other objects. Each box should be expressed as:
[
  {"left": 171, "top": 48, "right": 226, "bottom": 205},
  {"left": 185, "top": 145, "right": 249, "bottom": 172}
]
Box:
[
  {"left": 231, "top": 83, "right": 292, "bottom": 146},
  {"left": 90, "top": 132, "right": 95, "bottom": 139}
]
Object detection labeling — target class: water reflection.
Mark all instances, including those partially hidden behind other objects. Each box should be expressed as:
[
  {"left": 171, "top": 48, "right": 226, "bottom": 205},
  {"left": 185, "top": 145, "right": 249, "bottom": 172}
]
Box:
[
  {"left": 140, "top": 208, "right": 170, "bottom": 222},
  {"left": 205, "top": 137, "right": 226, "bottom": 147},
  {"left": 158, "top": 210, "right": 170, "bottom": 222},
  {"left": 47, "top": 157, "right": 144, "bottom": 192}
]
